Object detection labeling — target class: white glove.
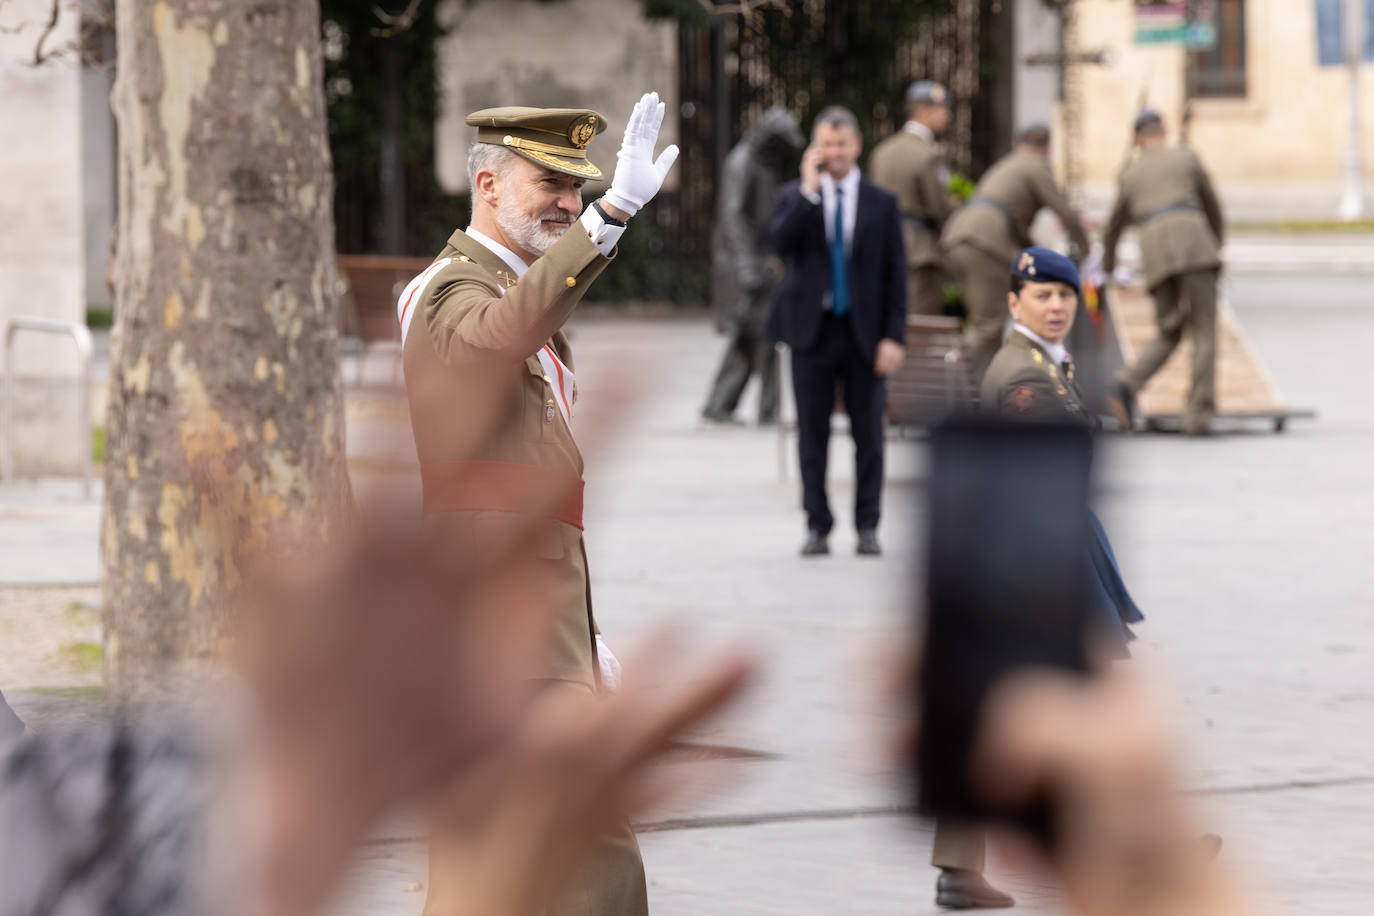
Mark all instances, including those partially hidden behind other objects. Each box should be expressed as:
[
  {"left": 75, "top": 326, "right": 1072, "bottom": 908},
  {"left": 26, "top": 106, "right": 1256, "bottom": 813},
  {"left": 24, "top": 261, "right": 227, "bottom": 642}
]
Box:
[
  {"left": 595, "top": 634, "right": 622, "bottom": 693},
  {"left": 601, "top": 91, "right": 679, "bottom": 219},
  {"left": 1081, "top": 251, "right": 1105, "bottom": 288}
]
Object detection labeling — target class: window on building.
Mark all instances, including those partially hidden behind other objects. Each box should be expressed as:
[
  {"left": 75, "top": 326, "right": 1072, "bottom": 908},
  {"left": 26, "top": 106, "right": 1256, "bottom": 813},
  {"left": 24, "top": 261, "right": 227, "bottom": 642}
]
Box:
[{"left": 1187, "top": 0, "right": 1247, "bottom": 98}]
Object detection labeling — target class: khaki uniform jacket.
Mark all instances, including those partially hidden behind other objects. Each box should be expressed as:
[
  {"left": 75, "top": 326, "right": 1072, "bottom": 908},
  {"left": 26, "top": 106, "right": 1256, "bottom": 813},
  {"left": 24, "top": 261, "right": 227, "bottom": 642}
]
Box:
[
  {"left": 980, "top": 331, "right": 1090, "bottom": 426},
  {"left": 1102, "top": 147, "right": 1225, "bottom": 289},
  {"left": 940, "top": 151, "right": 1090, "bottom": 265},
  {"left": 402, "top": 226, "right": 613, "bottom": 689},
  {"left": 869, "top": 130, "right": 953, "bottom": 269}
]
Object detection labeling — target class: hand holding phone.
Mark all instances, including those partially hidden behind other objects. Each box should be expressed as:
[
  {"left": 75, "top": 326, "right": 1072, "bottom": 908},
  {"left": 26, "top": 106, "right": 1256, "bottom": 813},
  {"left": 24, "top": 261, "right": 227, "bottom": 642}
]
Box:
[
  {"left": 800, "top": 144, "right": 824, "bottom": 196},
  {"left": 916, "top": 418, "right": 1095, "bottom": 847}
]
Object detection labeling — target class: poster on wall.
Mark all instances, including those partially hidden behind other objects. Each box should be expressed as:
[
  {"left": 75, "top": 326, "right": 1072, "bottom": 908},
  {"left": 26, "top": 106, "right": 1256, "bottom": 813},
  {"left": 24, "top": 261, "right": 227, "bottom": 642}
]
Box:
[
  {"left": 1134, "top": 0, "right": 1218, "bottom": 48},
  {"left": 1315, "top": 0, "right": 1374, "bottom": 65}
]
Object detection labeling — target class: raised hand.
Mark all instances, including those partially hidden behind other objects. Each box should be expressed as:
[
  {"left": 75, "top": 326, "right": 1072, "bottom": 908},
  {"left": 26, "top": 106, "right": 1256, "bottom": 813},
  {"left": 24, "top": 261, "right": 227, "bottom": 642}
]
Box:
[{"left": 602, "top": 91, "right": 680, "bottom": 219}]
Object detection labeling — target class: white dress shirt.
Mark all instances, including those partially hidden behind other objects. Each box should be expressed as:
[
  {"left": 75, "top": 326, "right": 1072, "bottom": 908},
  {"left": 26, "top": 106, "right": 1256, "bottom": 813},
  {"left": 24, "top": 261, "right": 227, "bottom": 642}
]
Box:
[
  {"left": 799, "top": 167, "right": 860, "bottom": 252},
  {"left": 800, "top": 167, "right": 861, "bottom": 312},
  {"left": 1012, "top": 323, "right": 1071, "bottom": 368}
]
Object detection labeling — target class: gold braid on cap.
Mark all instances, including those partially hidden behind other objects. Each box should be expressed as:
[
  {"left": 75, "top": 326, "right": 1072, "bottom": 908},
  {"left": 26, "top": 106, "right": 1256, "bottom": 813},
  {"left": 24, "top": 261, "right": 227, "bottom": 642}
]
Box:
[{"left": 501, "top": 134, "right": 589, "bottom": 160}]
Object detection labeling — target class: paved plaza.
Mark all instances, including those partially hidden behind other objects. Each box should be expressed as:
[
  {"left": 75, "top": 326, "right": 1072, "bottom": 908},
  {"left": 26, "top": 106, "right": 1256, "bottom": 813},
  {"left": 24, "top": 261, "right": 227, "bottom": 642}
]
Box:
[{"left": 3, "top": 271, "right": 1374, "bottom": 913}]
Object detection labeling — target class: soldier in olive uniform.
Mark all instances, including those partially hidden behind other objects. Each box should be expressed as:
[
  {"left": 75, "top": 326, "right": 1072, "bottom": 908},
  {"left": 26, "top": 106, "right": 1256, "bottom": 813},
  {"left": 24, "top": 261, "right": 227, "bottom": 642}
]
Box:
[
  {"left": 982, "top": 247, "right": 1093, "bottom": 425},
  {"left": 1102, "top": 110, "right": 1225, "bottom": 436},
  {"left": 399, "top": 94, "right": 679, "bottom": 916},
  {"left": 942, "top": 124, "right": 1090, "bottom": 387},
  {"left": 869, "top": 80, "right": 955, "bottom": 316},
  {"left": 702, "top": 107, "right": 805, "bottom": 424}
]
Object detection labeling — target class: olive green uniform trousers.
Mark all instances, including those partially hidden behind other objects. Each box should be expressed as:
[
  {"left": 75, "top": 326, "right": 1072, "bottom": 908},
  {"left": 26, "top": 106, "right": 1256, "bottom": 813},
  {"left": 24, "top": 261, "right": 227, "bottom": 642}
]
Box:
[{"left": 1121, "top": 267, "right": 1219, "bottom": 433}]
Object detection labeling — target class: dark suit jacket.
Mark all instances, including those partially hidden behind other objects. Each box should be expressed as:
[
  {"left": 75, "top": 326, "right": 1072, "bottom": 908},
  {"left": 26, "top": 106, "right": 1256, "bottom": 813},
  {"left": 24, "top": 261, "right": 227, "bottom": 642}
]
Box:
[{"left": 765, "top": 177, "right": 908, "bottom": 361}]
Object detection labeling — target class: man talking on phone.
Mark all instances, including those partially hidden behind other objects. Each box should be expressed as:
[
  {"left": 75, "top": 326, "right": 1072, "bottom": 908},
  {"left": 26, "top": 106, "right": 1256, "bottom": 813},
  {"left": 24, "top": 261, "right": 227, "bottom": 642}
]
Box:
[{"left": 766, "top": 106, "right": 907, "bottom": 557}]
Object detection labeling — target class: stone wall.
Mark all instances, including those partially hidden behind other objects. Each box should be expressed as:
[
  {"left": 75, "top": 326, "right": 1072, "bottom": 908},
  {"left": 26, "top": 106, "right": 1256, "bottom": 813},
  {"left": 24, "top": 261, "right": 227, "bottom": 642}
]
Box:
[
  {"left": 1070, "top": 0, "right": 1374, "bottom": 220},
  {"left": 0, "top": 0, "right": 86, "bottom": 378},
  {"left": 434, "top": 0, "right": 678, "bottom": 194}
]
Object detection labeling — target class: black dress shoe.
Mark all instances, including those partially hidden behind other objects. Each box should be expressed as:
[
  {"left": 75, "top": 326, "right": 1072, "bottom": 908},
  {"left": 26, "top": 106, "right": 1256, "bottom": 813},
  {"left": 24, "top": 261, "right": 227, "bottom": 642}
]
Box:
[
  {"left": 800, "top": 530, "right": 829, "bottom": 556},
  {"left": 1108, "top": 381, "right": 1137, "bottom": 432},
  {"left": 936, "top": 869, "right": 1015, "bottom": 910},
  {"left": 856, "top": 529, "right": 881, "bottom": 556}
]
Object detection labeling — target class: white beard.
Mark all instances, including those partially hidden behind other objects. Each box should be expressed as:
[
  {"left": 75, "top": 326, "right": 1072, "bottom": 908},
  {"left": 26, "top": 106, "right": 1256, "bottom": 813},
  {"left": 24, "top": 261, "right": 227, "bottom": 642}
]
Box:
[{"left": 496, "top": 195, "right": 574, "bottom": 257}]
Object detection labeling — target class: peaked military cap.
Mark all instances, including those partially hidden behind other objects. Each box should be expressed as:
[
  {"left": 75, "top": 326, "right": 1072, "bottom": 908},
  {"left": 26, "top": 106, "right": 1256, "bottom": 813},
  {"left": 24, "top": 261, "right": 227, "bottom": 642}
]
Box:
[
  {"left": 466, "top": 106, "right": 609, "bottom": 179},
  {"left": 1012, "top": 246, "right": 1080, "bottom": 295},
  {"left": 906, "top": 80, "right": 951, "bottom": 106},
  {"left": 1133, "top": 108, "right": 1164, "bottom": 134}
]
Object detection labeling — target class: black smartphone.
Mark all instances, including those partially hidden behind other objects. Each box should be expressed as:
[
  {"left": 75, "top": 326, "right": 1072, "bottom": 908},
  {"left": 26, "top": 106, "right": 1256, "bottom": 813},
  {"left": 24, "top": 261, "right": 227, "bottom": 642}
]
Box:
[{"left": 916, "top": 417, "right": 1095, "bottom": 844}]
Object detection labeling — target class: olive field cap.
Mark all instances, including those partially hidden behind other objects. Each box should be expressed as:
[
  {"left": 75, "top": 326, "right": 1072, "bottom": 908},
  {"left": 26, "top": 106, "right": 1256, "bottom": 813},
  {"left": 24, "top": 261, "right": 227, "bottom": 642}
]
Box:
[
  {"left": 1133, "top": 108, "right": 1165, "bottom": 134},
  {"left": 1012, "top": 246, "right": 1080, "bottom": 296},
  {"left": 906, "top": 80, "right": 951, "bottom": 106},
  {"left": 466, "top": 107, "right": 610, "bottom": 179}
]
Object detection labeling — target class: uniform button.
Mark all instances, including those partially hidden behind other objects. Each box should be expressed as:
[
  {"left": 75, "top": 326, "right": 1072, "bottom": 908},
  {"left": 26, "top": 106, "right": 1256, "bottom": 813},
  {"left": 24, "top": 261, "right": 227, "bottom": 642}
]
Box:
[
  {"left": 565, "top": 276, "right": 577, "bottom": 287},
  {"left": 542, "top": 375, "right": 551, "bottom": 383}
]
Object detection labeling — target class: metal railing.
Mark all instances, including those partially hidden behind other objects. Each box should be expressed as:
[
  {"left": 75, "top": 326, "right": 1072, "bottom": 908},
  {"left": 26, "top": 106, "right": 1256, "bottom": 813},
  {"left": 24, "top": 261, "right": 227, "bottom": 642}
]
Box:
[{"left": 2, "top": 317, "right": 95, "bottom": 499}]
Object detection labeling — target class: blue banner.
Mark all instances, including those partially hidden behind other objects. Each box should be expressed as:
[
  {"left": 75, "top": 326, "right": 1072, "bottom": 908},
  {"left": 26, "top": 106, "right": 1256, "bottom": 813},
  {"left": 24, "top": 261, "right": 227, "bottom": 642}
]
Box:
[{"left": 1316, "top": 0, "right": 1374, "bottom": 66}]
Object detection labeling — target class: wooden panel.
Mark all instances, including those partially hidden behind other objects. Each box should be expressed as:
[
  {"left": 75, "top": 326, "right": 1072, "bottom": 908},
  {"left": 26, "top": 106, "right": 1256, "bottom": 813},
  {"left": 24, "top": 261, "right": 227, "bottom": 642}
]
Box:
[
  {"left": 337, "top": 255, "right": 433, "bottom": 343},
  {"left": 1109, "top": 284, "right": 1288, "bottom": 419},
  {"left": 887, "top": 315, "right": 974, "bottom": 426}
]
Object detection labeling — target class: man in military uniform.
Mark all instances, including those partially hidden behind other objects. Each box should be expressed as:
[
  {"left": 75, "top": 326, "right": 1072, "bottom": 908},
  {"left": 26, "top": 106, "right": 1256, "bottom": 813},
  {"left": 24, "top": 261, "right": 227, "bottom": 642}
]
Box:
[
  {"left": 941, "top": 123, "right": 1090, "bottom": 387},
  {"left": 702, "top": 107, "right": 804, "bottom": 425},
  {"left": 870, "top": 80, "right": 955, "bottom": 316},
  {"left": 1102, "top": 109, "right": 1225, "bottom": 436},
  {"left": 399, "top": 93, "right": 678, "bottom": 916}
]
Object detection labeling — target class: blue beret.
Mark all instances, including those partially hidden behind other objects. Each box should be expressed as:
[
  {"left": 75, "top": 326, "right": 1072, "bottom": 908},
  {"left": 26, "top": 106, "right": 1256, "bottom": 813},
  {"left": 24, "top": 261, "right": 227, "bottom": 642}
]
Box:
[{"left": 1011, "top": 247, "right": 1079, "bottom": 295}]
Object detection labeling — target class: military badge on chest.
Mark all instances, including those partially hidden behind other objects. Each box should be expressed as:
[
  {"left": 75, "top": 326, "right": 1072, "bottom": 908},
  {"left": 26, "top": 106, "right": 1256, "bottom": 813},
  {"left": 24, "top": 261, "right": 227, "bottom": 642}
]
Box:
[{"left": 544, "top": 400, "right": 557, "bottom": 424}]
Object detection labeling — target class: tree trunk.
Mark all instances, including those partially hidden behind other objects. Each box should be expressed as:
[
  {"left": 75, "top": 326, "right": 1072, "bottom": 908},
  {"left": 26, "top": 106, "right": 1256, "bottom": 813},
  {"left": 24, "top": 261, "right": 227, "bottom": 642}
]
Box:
[{"left": 105, "top": 0, "right": 350, "bottom": 698}]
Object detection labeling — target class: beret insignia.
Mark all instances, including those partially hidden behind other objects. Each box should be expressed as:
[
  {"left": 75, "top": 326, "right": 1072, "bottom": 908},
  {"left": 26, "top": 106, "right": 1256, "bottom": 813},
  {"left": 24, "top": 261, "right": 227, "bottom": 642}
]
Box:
[
  {"left": 1017, "top": 251, "right": 1034, "bottom": 272},
  {"left": 1010, "top": 385, "right": 1038, "bottom": 413}
]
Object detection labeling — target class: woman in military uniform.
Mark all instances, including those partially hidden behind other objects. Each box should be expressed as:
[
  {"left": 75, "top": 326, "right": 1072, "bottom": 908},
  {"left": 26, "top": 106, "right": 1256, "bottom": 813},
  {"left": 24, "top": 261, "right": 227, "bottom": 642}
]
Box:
[{"left": 981, "top": 246, "right": 1143, "bottom": 654}]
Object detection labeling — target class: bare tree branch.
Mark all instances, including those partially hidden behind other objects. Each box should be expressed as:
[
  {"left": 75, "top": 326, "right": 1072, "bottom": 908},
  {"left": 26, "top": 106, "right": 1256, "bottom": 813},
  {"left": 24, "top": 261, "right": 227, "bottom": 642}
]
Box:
[
  {"left": 31, "top": 0, "right": 60, "bottom": 65},
  {"left": 696, "top": 0, "right": 785, "bottom": 16},
  {"left": 371, "top": 0, "right": 423, "bottom": 37}
]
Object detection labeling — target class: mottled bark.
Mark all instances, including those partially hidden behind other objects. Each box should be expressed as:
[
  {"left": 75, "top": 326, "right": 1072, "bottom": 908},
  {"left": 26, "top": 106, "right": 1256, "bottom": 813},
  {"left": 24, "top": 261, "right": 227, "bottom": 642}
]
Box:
[{"left": 105, "top": 0, "right": 349, "bottom": 697}]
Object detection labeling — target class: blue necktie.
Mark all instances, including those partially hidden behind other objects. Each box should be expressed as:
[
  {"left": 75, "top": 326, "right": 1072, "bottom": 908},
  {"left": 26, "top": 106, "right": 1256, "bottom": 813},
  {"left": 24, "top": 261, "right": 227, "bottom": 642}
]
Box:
[{"left": 830, "top": 187, "right": 850, "bottom": 317}]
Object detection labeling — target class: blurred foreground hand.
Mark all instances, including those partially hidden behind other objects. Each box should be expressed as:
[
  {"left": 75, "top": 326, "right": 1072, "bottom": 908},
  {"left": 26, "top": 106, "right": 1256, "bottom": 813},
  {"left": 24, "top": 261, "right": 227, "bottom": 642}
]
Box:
[
  {"left": 232, "top": 504, "right": 755, "bottom": 916},
  {"left": 969, "top": 669, "right": 1271, "bottom": 916}
]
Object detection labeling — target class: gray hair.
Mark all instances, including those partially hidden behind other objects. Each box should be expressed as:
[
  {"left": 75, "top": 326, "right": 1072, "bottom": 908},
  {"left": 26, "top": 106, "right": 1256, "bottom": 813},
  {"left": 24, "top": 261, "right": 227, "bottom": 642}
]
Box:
[
  {"left": 466, "top": 142, "right": 519, "bottom": 214},
  {"left": 811, "top": 105, "right": 861, "bottom": 142}
]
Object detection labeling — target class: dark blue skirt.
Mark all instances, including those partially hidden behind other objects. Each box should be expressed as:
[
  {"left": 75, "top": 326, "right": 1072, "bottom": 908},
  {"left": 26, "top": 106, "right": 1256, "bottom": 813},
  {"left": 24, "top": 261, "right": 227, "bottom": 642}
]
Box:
[
  {"left": 0, "top": 689, "right": 22, "bottom": 742},
  {"left": 1086, "top": 511, "right": 1144, "bottom": 657}
]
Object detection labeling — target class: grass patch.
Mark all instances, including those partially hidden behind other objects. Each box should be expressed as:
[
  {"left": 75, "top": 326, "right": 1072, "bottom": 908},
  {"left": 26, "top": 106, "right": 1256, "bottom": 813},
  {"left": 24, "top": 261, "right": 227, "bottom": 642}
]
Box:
[
  {"left": 58, "top": 641, "right": 104, "bottom": 673},
  {"left": 86, "top": 307, "right": 113, "bottom": 328},
  {"left": 64, "top": 601, "right": 99, "bottom": 625},
  {"left": 92, "top": 425, "right": 105, "bottom": 464},
  {"left": 19, "top": 685, "right": 105, "bottom": 702}
]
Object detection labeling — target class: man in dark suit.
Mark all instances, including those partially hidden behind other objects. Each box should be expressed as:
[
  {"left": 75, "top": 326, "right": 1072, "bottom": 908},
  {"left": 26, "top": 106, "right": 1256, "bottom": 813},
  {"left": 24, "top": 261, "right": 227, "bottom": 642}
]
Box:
[{"left": 767, "top": 106, "right": 907, "bottom": 557}]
